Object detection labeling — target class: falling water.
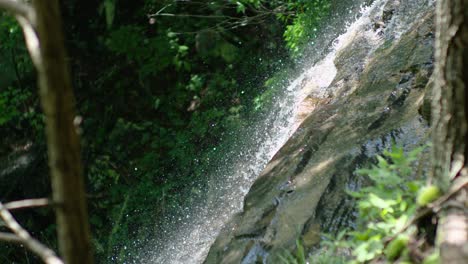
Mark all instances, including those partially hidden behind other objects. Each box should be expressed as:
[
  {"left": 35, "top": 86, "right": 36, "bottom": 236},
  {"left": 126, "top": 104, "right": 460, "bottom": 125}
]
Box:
[{"left": 126, "top": 0, "right": 432, "bottom": 263}]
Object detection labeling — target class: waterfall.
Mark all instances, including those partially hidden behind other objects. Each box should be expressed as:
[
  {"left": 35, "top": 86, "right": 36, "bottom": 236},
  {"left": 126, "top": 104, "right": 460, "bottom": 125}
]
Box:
[{"left": 126, "top": 0, "right": 422, "bottom": 263}]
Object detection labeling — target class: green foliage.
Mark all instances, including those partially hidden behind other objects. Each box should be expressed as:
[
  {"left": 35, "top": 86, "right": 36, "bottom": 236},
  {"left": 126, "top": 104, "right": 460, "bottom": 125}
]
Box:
[
  {"left": 0, "top": 0, "right": 333, "bottom": 262},
  {"left": 0, "top": 14, "right": 34, "bottom": 82},
  {"left": 0, "top": 83, "right": 41, "bottom": 135},
  {"left": 345, "top": 146, "right": 426, "bottom": 263},
  {"left": 423, "top": 251, "right": 440, "bottom": 264},
  {"left": 283, "top": 146, "right": 439, "bottom": 264},
  {"left": 100, "top": 0, "right": 116, "bottom": 28},
  {"left": 0, "top": 15, "right": 23, "bottom": 50},
  {"left": 0, "top": 88, "right": 22, "bottom": 125},
  {"left": 325, "top": 146, "right": 441, "bottom": 264},
  {"left": 0, "top": 14, "right": 40, "bottom": 134},
  {"left": 226, "top": 0, "right": 332, "bottom": 56},
  {"left": 280, "top": 0, "right": 331, "bottom": 56},
  {"left": 253, "top": 69, "right": 293, "bottom": 111},
  {"left": 72, "top": 0, "right": 299, "bottom": 261},
  {"left": 279, "top": 236, "right": 347, "bottom": 264},
  {"left": 384, "top": 234, "right": 409, "bottom": 261},
  {"left": 231, "top": 0, "right": 262, "bottom": 13},
  {"left": 279, "top": 240, "right": 307, "bottom": 264}
]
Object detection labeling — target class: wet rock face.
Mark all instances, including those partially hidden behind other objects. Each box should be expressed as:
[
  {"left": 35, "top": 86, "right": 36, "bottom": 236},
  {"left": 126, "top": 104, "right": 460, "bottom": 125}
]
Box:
[{"left": 204, "top": 2, "right": 434, "bottom": 264}]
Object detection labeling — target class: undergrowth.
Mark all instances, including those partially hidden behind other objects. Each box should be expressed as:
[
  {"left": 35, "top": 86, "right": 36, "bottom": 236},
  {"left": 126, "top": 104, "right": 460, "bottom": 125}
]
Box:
[{"left": 281, "top": 145, "right": 442, "bottom": 264}]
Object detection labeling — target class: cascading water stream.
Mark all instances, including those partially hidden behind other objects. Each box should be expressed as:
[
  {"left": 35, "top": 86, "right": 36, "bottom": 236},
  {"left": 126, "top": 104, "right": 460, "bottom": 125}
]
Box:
[{"left": 126, "top": 0, "right": 434, "bottom": 263}]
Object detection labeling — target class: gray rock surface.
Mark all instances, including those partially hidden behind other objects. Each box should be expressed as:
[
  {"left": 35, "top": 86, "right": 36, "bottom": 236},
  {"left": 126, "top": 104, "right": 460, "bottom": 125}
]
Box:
[{"left": 204, "top": 1, "right": 435, "bottom": 263}]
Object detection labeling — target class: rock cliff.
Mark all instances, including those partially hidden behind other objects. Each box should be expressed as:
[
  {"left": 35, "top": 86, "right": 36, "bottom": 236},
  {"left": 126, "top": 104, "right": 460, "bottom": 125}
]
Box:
[{"left": 204, "top": 0, "right": 435, "bottom": 263}]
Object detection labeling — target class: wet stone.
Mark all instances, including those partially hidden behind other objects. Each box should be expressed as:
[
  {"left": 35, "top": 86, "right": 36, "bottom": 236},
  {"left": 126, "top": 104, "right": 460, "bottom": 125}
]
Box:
[{"left": 204, "top": 1, "right": 435, "bottom": 263}]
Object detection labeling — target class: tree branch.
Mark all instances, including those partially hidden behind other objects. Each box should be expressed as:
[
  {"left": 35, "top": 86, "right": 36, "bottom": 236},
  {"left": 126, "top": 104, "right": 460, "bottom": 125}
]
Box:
[
  {"left": 0, "top": 1, "right": 41, "bottom": 67},
  {"left": 0, "top": 232, "right": 23, "bottom": 243},
  {"left": 0, "top": 202, "right": 63, "bottom": 264},
  {"left": 4, "top": 198, "right": 52, "bottom": 211},
  {"left": 0, "top": 0, "right": 33, "bottom": 21},
  {"left": 384, "top": 177, "right": 468, "bottom": 244},
  {"left": 15, "top": 14, "right": 42, "bottom": 69},
  {"left": 150, "top": 12, "right": 235, "bottom": 19}
]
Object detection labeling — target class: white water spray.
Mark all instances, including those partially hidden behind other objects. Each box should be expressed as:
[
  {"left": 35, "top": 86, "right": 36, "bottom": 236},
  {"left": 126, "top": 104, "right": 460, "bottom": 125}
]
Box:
[{"left": 129, "top": 0, "right": 417, "bottom": 263}]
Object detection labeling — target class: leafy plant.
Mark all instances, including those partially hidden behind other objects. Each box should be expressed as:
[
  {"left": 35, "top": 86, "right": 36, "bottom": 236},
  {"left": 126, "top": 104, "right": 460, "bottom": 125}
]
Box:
[
  {"left": 279, "top": 236, "right": 347, "bottom": 264},
  {"left": 279, "top": 239, "right": 307, "bottom": 264},
  {"left": 286, "top": 145, "right": 441, "bottom": 264},
  {"left": 344, "top": 145, "right": 427, "bottom": 263},
  {"left": 281, "top": 0, "right": 331, "bottom": 56},
  {"left": 0, "top": 0, "right": 334, "bottom": 262}
]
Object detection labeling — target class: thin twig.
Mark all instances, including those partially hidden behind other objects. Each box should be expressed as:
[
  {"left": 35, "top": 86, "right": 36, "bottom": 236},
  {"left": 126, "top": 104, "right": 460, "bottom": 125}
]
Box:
[
  {"left": 152, "top": 3, "right": 171, "bottom": 16},
  {"left": 0, "top": 232, "right": 23, "bottom": 243},
  {"left": 0, "top": 202, "right": 63, "bottom": 264},
  {"left": 150, "top": 12, "right": 235, "bottom": 19},
  {"left": 4, "top": 198, "right": 52, "bottom": 211},
  {"left": 147, "top": 1, "right": 293, "bottom": 34}
]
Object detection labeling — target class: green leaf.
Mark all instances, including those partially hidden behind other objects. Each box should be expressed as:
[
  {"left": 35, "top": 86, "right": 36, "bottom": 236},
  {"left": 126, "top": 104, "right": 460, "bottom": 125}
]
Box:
[
  {"left": 295, "top": 239, "right": 306, "bottom": 264},
  {"left": 376, "top": 155, "right": 388, "bottom": 167},
  {"left": 104, "top": 0, "right": 116, "bottom": 28},
  {"left": 368, "top": 193, "right": 395, "bottom": 209},
  {"left": 236, "top": 2, "right": 246, "bottom": 13},
  {"left": 178, "top": 45, "right": 189, "bottom": 52},
  {"left": 346, "top": 190, "right": 364, "bottom": 198},
  {"left": 407, "top": 181, "right": 421, "bottom": 193}
]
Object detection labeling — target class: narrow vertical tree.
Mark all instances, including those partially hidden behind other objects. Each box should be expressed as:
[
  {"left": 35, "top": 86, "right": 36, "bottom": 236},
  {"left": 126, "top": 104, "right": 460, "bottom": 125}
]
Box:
[
  {"left": 0, "top": 0, "right": 94, "bottom": 263},
  {"left": 32, "top": 1, "right": 94, "bottom": 263},
  {"left": 433, "top": 0, "right": 468, "bottom": 263}
]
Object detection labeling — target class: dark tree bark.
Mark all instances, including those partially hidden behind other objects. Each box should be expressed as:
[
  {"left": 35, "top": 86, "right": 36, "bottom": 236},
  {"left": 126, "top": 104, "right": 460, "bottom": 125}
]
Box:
[
  {"left": 0, "top": 0, "right": 94, "bottom": 262},
  {"left": 433, "top": 0, "right": 468, "bottom": 263},
  {"left": 31, "top": 1, "right": 94, "bottom": 263}
]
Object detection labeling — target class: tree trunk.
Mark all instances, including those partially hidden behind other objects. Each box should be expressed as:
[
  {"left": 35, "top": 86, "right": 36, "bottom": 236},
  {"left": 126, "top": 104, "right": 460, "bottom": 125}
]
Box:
[
  {"left": 433, "top": 0, "right": 468, "bottom": 263},
  {"left": 32, "top": 1, "right": 94, "bottom": 263}
]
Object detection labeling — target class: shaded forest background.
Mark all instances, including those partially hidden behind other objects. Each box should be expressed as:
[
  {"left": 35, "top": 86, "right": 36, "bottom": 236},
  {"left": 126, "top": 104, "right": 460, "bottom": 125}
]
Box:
[{"left": 0, "top": 0, "right": 330, "bottom": 262}]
